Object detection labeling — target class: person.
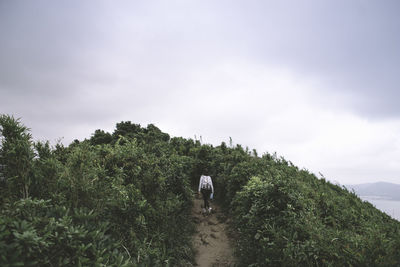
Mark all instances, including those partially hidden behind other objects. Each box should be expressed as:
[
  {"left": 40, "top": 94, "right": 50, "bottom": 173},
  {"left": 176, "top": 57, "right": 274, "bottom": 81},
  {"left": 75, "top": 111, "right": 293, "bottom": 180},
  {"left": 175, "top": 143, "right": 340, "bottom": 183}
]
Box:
[{"left": 198, "top": 174, "right": 214, "bottom": 213}]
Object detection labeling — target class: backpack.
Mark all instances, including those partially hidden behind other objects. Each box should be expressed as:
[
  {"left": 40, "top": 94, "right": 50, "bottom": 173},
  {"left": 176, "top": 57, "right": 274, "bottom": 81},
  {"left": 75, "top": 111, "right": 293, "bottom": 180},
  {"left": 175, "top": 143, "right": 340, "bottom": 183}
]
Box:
[{"left": 201, "top": 176, "right": 212, "bottom": 190}]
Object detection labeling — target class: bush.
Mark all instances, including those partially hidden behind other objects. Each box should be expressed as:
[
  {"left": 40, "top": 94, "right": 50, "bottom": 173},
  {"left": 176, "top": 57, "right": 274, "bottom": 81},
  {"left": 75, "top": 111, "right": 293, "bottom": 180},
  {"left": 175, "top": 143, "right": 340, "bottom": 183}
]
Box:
[
  {"left": 0, "top": 198, "right": 129, "bottom": 266},
  {"left": 0, "top": 116, "right": 195, "bottom": 266},
  {"left": 230, "top": 166, "right": 400, "bottom": 266},
  {"left": 0, "top": 115, "right": 34, "bottom": 200}
]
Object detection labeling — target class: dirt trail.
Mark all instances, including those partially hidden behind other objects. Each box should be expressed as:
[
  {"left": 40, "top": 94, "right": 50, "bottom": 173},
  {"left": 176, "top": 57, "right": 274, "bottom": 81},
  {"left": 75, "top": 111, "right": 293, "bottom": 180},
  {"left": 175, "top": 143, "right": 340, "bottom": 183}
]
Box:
[{"left": 192, "top": 194, "right": 236, "bottom": 267}]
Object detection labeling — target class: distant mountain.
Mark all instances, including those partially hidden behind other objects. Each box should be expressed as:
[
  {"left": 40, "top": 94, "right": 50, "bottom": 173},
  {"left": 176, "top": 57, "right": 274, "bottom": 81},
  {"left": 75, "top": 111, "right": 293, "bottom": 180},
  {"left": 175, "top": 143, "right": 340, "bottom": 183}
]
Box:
[{"left": 346, "top": 182, "right": 400, "bottom": 200}]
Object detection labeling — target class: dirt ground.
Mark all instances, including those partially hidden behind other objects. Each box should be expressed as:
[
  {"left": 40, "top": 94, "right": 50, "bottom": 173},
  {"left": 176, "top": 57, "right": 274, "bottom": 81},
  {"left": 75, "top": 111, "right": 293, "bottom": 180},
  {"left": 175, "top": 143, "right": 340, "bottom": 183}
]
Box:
[{"left": 192, "top": 194, "right": 236, "bottom": 267}]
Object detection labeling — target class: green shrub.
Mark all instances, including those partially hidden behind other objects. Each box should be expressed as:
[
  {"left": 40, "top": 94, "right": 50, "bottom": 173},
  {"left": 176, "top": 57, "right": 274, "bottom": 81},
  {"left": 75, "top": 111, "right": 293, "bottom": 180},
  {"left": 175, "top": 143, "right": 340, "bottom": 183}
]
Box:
[
  {"left": 0, "top": 115, "right": 34, "bottom": 200},
  {"left": 0, "top": 198, "right": 130, "bottom": 266},
  {"left": 0, "top": 116, "right": 195, "bottom": 266},
  {"left": 230, "top": 167, "right": 400, "bottom": 266}
]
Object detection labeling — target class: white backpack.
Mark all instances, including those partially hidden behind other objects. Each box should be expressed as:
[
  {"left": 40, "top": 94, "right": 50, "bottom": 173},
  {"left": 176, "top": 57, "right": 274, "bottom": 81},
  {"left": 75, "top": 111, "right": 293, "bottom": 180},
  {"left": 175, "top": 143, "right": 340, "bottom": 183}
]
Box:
[{"left": 201, "top": 176, "right": 212, "bottom": 190}]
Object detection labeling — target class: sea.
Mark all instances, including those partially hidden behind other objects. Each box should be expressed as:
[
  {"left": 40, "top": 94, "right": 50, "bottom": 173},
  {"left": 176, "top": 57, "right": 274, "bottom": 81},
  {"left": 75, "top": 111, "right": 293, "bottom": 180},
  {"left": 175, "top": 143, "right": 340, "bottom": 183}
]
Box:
[{"left": 360, "top": 196, "right": 400, "bottom": 221}]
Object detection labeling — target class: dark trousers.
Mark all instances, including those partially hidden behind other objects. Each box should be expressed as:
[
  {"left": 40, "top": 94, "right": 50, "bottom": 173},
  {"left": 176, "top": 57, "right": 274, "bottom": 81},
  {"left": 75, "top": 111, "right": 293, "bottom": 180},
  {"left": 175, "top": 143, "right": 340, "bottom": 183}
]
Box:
[{"left": 201, "top": 188, "right": 212, "bottom": 209}]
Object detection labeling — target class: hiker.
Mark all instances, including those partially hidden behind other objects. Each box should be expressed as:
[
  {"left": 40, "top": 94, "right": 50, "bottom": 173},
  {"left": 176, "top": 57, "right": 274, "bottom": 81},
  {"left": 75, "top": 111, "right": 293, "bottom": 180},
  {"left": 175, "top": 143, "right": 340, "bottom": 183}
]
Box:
[{"left": 198, "top": 174, "right": 214, "bottom": 213}]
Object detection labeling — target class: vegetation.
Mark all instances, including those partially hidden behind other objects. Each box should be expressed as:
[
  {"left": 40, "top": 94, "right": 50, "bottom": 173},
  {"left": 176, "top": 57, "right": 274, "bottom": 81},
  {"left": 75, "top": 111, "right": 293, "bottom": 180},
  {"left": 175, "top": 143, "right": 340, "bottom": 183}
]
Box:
[
  {"left": 0, "top": 116, "right": 194, "bottom": 266},
  {"left": 1, "top": 114, "right": 400, "bottom": 266}
]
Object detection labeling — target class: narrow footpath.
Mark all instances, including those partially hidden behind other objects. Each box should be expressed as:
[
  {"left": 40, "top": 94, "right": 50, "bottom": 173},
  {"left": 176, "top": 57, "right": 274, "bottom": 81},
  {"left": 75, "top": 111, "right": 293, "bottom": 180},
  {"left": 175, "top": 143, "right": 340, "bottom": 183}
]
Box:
[{"left": 191, "top": 194, "right": 236, "bottom": 267}]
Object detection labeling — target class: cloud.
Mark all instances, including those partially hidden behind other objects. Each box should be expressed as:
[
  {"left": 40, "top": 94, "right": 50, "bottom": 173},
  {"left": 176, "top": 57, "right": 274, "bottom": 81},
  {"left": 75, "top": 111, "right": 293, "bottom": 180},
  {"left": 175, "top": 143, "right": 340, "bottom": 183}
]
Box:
[
  {"left": 224, "top": 0, "right": 400, "bottom": 118},
  {"left": 149, "top": 61, "right": 400, "bottom": 184}
]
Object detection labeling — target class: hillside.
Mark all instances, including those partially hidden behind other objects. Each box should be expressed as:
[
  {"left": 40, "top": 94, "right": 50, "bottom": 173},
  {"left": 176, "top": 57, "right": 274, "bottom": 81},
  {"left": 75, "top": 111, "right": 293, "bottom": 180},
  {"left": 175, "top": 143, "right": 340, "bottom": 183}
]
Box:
[
  {"left": 346, "top": 182, "right": 400, "bottom": 200},
  {"left": 1, "top": 114, "right": 400, "bottom": 266}
]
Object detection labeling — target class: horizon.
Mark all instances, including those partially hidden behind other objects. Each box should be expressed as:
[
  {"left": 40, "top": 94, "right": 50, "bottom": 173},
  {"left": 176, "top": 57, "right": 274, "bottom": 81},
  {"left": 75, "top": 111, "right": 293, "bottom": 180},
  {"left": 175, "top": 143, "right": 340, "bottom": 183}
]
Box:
[
  {"left": 1, "top": 0, "right": 400, "bottom": 185},
  {"left": 345, "top": 181, "right": 400, "bottom": 186}
]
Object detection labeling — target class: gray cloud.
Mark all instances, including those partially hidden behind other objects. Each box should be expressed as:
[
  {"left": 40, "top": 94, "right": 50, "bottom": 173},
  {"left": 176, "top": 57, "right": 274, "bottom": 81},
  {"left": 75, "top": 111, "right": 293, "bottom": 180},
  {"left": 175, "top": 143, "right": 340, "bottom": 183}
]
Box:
[{"left": 226, "top": 0, "right": 400, "bottom": 117}]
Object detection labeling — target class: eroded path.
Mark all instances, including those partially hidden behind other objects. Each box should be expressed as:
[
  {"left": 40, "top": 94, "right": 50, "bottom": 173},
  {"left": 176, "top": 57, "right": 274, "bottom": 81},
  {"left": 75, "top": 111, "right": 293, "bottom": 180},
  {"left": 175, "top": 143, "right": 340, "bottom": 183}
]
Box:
[{"left": 192, "top": 195, "right": 236, "bottom": 267}]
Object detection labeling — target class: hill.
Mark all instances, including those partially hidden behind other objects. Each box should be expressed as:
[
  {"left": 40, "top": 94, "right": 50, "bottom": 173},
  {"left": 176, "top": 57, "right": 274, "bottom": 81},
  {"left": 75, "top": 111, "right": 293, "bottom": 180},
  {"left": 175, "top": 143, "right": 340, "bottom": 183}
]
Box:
[
  {"left": 346, "top": 182, "right": 400, "bottom": 200},
  {"left": 1, "top": 114, "right": 400, "bottom": 266}
]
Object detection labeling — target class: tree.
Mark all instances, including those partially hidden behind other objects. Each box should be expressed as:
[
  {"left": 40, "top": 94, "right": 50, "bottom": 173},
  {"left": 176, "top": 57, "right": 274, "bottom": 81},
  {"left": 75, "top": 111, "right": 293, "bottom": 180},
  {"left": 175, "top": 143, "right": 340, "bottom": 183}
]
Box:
[
  {"left": 90, "top": 129, "right": 112, "bottom": 145},
  {"left": 0, "top": 114, "right": 34, "bottom": 199}
]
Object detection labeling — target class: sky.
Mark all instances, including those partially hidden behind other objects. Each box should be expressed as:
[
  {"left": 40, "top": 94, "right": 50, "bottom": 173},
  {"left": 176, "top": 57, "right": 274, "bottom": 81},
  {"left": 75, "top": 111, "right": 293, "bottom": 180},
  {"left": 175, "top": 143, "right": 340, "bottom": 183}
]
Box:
[{"left": 1, "top": 0, "right": 400, "bottom": 185}]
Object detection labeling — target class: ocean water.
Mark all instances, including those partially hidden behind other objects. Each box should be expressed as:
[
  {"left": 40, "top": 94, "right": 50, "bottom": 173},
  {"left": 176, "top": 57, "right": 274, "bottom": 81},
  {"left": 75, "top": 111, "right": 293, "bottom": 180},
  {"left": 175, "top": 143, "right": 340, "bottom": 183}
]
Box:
[{"left": 360, "top": 196, "right": 400, "bottom": 221}]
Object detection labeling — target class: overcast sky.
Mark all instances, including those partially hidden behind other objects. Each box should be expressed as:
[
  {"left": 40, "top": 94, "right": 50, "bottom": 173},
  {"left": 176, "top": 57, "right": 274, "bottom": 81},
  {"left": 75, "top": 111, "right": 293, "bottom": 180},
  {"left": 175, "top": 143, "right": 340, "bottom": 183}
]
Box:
[{"left": 1, "top": 0, "right": 400, "bottom": 185}]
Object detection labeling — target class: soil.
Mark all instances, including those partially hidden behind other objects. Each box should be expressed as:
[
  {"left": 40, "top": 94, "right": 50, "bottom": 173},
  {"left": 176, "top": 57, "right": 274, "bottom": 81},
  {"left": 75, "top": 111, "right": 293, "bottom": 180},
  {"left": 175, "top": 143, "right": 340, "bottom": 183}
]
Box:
[{"left": 192, "top": 194, "right": 236, "bottom": 267}]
